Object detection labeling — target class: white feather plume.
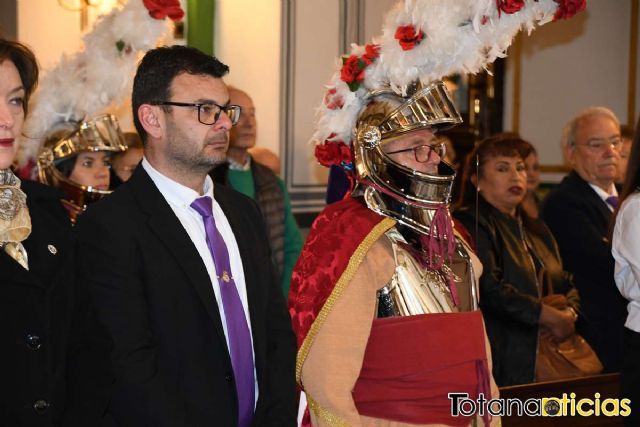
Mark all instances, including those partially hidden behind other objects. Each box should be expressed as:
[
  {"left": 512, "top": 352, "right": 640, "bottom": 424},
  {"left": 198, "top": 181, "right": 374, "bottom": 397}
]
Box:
[
  {"left": 312, "top": 0, "right": 582, "bottom": 150},
  {"left": 17, "top": 0, "right": 173, "bottom": 167}
]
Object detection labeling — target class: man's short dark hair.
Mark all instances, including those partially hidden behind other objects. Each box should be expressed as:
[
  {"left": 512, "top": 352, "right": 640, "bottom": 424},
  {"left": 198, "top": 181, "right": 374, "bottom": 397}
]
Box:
[{"left": 131, "top": 45, "right": 229, "bottom": 143}]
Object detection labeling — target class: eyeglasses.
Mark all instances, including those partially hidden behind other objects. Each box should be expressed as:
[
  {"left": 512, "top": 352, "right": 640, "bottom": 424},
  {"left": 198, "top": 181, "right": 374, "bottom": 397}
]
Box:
[
  {"left": 386, "top": 142, "right": 446, "bottom": 163},
  {"left": 575, "top": 136, "right": 622, "bottom": 152},
  {"left": 151, "top": 101, "right": 242, "bottom": 126}
]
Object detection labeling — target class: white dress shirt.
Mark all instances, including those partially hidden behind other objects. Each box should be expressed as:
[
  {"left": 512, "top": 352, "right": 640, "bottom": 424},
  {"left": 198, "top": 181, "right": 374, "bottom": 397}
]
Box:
[
  {"left": 142, "top": 158, "right": 258, "bottom": 402},
  {"left": 612, "top": 192, "right": 640, "bottom": 333}
]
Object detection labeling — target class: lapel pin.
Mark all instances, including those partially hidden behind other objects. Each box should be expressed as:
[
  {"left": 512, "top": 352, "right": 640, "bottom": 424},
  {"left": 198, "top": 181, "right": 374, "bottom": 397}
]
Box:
[
  {"left": 221, "top": 271, "right": 231, "bottom": 283},
  {"left": 47, "top": 244, "right": 58, "bottom": 255}
]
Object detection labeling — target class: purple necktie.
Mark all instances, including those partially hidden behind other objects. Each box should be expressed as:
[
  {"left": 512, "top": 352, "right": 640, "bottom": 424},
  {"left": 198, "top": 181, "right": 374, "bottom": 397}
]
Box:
[
  {"left": 191, "top": 196, "right": 255, "bottom": 427},
  {"left": 606, "top": 195, "right": 619, "bottom": 209}
]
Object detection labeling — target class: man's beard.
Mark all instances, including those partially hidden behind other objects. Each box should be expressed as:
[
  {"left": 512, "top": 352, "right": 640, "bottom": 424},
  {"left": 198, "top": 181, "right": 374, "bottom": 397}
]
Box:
[{"left": 165, "top": 119, "right": 228, "bottom": 175}]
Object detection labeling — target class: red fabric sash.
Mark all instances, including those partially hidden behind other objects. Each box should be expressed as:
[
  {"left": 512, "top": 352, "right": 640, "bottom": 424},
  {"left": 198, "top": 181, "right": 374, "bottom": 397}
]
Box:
[
  {"left": 353, "top": 311, "right": 491, "bottom": 426},
  {"left": 288, "top": 198, "right": 386, "bottom": 349}
]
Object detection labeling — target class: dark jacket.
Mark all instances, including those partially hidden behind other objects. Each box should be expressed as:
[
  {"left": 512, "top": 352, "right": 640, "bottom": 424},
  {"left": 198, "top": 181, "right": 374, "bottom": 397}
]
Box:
[
  {"left": 0, "top": 180, "right": 112, "bottom": 427},
  {"left": 455, "top": 196, "right": 579, "bottom": 386},
  {"left": 75, "top": 167, "right": 297, "bottom": 427},
  {"left": 542, "top": 170, "right": 627, "bottom": 372}
]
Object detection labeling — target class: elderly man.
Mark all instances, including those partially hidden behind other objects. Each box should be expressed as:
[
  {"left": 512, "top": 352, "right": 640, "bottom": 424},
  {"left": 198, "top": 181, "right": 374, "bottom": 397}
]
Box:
[
  {"left": 210, "top": 87, "right": 303, "bottom": 296},
  {"left": 542, "top": 107, "right": 628, "bottom": 372},
  {"left": 75, "top": 45, "right": 296, "bottom": 426}
]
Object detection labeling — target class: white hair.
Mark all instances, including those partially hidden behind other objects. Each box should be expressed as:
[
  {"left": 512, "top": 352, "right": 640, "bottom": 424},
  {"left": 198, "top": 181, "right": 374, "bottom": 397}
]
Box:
[{"left": 561, "top": 106, "right": 621, "bottom": 152}]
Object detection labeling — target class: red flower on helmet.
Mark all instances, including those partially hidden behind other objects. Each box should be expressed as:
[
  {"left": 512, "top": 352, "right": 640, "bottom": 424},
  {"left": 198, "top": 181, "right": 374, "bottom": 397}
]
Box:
[
  {"left": 143, "top": 0, "right": 185, "bottom": 22},
  {"left": 324, "top": 88, "right": 344, "bottom": 110},
  {"left": 339, "top": 44, "right": 380, "bottom": 92},
  {"left": 340, "top": 55, "right": 365, "bottom": 84},
  {"left": 362, "top": 43, "right": 381, "bottom": 65},
  {"left": 553, "top": 0, "right": 586, "bottom": 20},
  {"left": 315, "top": 137, "right": 352, "bottom": 167},
  {"left": 394, "top": 25, "right": 425, "bottom": 51},
  {"left": 497, "top": 0, "right": 525, "bottom": 14}
]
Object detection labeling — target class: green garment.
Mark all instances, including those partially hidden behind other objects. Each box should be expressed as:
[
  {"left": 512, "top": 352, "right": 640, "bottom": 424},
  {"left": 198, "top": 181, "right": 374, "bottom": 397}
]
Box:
[{"left": 227, "top": 169, "right": 303, "bottom": 296}]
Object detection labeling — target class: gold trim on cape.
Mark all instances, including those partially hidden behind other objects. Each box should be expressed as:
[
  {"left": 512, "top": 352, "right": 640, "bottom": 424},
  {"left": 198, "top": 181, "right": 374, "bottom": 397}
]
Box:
[{"left": 296, "top": 216, "right": 396, "bottom": 387}]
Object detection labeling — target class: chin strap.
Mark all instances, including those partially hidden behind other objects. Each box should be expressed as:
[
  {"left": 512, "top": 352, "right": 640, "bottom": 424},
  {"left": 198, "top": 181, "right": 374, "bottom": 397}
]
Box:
[{"left": 419, "top": 204, "right": 459, "bottom": 306}]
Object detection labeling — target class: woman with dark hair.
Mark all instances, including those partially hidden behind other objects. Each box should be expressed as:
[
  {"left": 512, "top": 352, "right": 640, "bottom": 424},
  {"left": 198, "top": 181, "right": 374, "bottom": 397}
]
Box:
[
  {"left": 453, "top": 133, "right": 580, "bottom": 386},
  {"left": 0, "top": 37, "right": 111, "bottom": 426},
  {"left": 611, "top": 118, "right": 640, "bottom": 426}
]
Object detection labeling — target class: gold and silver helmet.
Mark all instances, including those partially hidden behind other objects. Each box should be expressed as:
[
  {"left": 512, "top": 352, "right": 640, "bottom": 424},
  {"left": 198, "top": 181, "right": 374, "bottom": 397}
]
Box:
[
  {"left": 352, "top": 81, "right": 461, "bottom": 233},
  {"left": 37, "top": 114, "right": 127, "bottom": 222},
  {"left": 354, "top": 81, "right": 461, "bottom": 205}
]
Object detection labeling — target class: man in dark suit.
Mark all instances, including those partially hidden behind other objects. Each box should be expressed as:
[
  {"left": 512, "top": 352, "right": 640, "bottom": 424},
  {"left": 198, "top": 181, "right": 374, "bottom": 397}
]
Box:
[
  {"left": 542, "top": 106, "right": 628, "bottom": 372},
  {"left": 75, "top": 45, "right": 297, "bottom": 426}
]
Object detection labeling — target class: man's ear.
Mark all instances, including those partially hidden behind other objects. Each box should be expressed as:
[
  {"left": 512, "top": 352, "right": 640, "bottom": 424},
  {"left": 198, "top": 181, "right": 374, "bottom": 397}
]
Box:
[
  {"left": 138, "top": 104, "right": 163, "bottom": 140},
  {"left": 564, "top": 143, "right": 576, "bottom": 165}
]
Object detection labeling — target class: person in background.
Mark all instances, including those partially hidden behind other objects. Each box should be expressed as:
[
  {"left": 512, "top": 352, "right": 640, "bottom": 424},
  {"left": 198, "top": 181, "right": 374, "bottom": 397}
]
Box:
[
  {"left": 111, "top": 131, "right": 144, "bottom": 186},
  {"left": 37, "top": 114, "right": 127, "bottom": 223},
  {"left": 521, "top": 139, "right": 542, "bottom": 219},
  {"left": 248, "top": 146, "right": 281, "bottom": 176},
  {"left": 454, "top": 134, "right": 579, "bottom": 386},
  {"left": 542, "top": 106, "right": 627, "bottom": 372},
  {"left": 615, "top": 124, "right": 634, "bottom": 191},
  {"left": 0, "top": 37, "right": 111, "bottom": 427},
  {"left": 612, "top": 118, "right": 640, "bottom": 427},
  {"left": 210, "top": 87, "right": 303, "bottom": 295},
  {"left": 75, "top": 45, "right": 296, "bottom": 426}
]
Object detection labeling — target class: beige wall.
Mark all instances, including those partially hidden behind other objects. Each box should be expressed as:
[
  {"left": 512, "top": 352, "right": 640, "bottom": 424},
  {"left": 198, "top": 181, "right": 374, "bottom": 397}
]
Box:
[{"left": 215, "top": 0, "right": 281, "bottom": 156}]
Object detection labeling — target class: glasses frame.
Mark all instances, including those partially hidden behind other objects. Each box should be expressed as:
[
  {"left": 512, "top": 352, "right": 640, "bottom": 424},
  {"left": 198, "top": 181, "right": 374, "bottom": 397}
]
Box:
[
  {"left": 385, "top": 142, "right": 446, "bottom": 163},
  {"left": 574, "top": 136, "right": 622, "bottom": 152},
  {"left": 151, "top": 101, "right": 242, "bottom": 126}
]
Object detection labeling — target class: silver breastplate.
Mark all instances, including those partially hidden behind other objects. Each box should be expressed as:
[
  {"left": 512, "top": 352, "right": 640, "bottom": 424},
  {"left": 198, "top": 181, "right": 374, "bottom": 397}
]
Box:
[{"left": 376, "top": 228, "right": 479, "bottom": 317}]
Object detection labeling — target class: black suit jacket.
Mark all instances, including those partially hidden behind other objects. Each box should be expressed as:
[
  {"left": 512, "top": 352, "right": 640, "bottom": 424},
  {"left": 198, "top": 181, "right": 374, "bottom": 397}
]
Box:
[
  {"left": 542, "top": 170, "right": 627, "bottom": 371},
  {"left": 0, "top": 180, "right": 112, "bottom": 426},
  {"left": 75, "top": 167, "right": 297, "bottom": 427}
]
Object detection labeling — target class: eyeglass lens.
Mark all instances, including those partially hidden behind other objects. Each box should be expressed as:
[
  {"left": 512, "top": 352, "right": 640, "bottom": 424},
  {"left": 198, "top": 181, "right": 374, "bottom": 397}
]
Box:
[
  {"left": 586, "top": 137, "right": 621, "bottom": 151},
  {"left": 414, "top": 143, "right": 445, "bottom": 162},
  {"left": 198, "top": 105, "right": 241, "bottom": 126}
]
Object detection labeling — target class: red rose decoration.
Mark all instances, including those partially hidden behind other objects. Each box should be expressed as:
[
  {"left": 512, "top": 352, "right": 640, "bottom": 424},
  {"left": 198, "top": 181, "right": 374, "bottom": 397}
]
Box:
[
  {"left": 497, "top": 0, "right": 525, "bottom": 14},
  {"left": 362, "top": 43, "right": 380, "bottom": 65},
  {"left": 323, "top": 88, "right": 344, "bottom": 110},
  {"left": 553, "top": 0, "right": 586, "bottom": 20},
  {"left": 143, "top": 0, "right": 185, "bottom": 22},
  {"left": 394, "top": 25, "right": 425, "bottom": 51},
  {"left": 340, "top": 55, "right": 365, "bottom": 84},
  {"left": 315, "top": 138, "right": 352, "bottom": 168}
]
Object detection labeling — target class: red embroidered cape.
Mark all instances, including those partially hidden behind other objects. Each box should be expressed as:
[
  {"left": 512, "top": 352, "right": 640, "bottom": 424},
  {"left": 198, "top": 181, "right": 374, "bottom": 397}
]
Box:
[
  {"left": 288, "top": 197, "right": 389, "bottom": 352},
  {"left": 288, "top": 197, "right": 492, "bottom": 426}
]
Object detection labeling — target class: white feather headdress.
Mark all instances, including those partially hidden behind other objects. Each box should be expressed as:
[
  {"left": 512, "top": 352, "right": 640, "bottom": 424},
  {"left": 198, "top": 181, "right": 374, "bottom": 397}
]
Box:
[
  {"left": 17, "top": 0, "right": 183, "bottom": 168},
  {"left": 312, "top": 0, "right": 586, "bottom": 155}
]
